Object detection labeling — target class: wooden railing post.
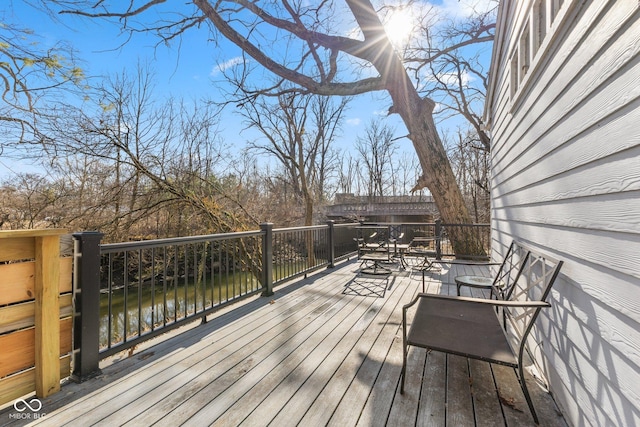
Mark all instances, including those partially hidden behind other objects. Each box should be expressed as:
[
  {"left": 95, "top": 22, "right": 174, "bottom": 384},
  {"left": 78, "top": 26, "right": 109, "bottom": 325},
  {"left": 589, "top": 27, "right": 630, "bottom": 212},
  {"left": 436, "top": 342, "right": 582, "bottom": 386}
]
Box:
[
  {"left": 260, "top": 223, "right": 274, "bottom": 297},
  {"left": 34, "top": 234, "right": 61, "bottom": 397},
  {"left": 72, "top": 231, "right": 104, "bottom": 382},
  {"left": 326, "top": 220, "right": 336, "bottom": 268}
]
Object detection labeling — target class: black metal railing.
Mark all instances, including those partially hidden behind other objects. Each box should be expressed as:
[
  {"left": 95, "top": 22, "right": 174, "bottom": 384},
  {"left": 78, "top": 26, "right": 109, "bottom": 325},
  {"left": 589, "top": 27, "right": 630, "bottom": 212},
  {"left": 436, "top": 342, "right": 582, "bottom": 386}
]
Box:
[
  {"left": 333, "top": 223, "right": 361, "bottom": 260},
  {"left": 71, "top": 221, "right": 489, "bottom": 380},
  {"left": 353, "top": 221, "right": 491, "bottom": 261},
  {"left": 440, "top": 222, "right": 492, "bottom": 260},
  {"left": 96, "top": 230, "right": 264, "bottom": 358},
  {"left": 272, "top": 225, "right": 330, "bottom": 284}
]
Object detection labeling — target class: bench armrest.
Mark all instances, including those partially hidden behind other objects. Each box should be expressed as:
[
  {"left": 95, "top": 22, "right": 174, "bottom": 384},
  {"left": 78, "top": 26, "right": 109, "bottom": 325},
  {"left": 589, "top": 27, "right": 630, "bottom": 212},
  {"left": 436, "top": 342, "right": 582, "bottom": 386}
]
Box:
[
  {"left": 433, "top": 260, "right": 502, "bottom": 266},
  {"left": 403, "top": 293, "right": 550, "bottom": 312}
]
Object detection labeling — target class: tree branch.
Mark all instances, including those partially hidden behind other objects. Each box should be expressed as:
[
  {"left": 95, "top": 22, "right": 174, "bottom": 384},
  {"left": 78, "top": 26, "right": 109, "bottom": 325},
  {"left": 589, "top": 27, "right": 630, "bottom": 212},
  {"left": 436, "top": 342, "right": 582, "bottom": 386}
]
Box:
[{"left": 194, "top": 0, "right": 385, "bottom": 96}]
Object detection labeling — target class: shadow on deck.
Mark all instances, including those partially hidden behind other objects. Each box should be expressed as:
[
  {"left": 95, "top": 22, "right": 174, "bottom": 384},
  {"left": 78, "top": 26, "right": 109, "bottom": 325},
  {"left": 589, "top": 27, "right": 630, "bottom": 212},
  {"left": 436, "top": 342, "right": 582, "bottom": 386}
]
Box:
[{"left": 0, "top": 259, "right": 567, "bottom": 426}]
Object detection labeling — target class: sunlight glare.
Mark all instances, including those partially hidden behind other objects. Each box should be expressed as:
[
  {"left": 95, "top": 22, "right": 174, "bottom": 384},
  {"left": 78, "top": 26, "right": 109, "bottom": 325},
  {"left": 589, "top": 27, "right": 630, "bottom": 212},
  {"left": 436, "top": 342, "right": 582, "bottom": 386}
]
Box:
[{"left": 383, "top": 7, "right": 417, "bottom": 48}]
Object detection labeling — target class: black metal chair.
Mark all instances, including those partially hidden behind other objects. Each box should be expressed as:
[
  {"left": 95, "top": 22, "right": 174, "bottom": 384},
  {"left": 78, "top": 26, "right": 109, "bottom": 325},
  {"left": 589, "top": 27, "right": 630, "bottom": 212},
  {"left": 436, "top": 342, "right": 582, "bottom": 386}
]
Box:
[{"left": 401, "top": 243, "right": 563, "bottom": 424}]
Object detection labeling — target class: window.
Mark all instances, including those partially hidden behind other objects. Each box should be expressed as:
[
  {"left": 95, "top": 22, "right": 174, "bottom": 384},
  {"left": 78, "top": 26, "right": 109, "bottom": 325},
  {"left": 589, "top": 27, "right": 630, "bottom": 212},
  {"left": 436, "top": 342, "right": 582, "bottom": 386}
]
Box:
[
  {"left": 534, "top": 0, "right": 547, "bottom": 53},
  {"left": 510, "top": 54, "right": 519, "bottom": 97},
  {"left": 519, "top": 23, "right": 531, "bottom": 79},
  {"left": 509, "top": 0, "right": 573, "bottom": 105},
  {"left": 509, "top": 21, "right": 530, "bottom": 96},
  {"left": 551, "top": 0, "right": 564, "bottom": 23}
]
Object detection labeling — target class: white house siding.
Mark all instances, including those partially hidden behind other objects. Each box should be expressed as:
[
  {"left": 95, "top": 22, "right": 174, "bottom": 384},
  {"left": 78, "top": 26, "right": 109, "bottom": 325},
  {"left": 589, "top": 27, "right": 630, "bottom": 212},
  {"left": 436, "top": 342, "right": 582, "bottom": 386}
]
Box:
[{"left": 485, "top": 1, "right": 640, "bottom": 426}]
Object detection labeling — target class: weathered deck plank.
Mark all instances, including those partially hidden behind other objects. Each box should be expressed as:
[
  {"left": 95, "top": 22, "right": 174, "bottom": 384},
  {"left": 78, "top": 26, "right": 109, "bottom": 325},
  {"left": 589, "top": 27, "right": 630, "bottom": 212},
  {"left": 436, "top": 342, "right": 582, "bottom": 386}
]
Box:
[
  {"left": 0, "top": 259, "right": 567, "bottom": 427},
  {"left": 296, "top": 276, "right": 411, "bottom": 426},
  {"left": 447, "top": 354, "right": 476, "bottom": 426},
  {"left": 208, "top": 280, "right": 378, "bottom": 426},
  {"left": 122, "top": 270, "right": 366, "bottom": 426},
  {"left": 415, "top": 350, "right": 447, "bottom": 427},
  {"left": 468, "top": 359, "right": 506, "bottom": 426}
]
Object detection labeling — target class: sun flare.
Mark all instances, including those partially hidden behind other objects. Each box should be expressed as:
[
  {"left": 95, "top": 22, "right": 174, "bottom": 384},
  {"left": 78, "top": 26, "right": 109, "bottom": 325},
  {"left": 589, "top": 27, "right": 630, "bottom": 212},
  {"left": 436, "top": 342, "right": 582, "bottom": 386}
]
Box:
[{"left": 383, "top": 8, "right": 417, "bottom": 48}]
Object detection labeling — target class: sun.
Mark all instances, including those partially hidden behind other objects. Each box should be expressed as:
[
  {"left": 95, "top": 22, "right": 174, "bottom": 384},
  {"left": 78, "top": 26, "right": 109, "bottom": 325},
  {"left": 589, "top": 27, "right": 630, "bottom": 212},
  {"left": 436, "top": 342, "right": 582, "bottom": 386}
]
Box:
[{"left": 383, "top": 7, "right": 417, "bottom": 48}]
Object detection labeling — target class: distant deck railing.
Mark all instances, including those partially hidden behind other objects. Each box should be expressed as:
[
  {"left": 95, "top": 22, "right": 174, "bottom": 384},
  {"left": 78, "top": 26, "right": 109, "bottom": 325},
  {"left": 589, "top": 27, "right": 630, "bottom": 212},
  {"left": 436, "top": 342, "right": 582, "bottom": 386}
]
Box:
[
  {"left": 364, "top": 221, "right": 491, "bottom": 261},
  {"left": 69, "top": 221, "right": 488, "bottom": 381},
  {"left": 326, "top": 201, "right": 438, "bottom": 218}
]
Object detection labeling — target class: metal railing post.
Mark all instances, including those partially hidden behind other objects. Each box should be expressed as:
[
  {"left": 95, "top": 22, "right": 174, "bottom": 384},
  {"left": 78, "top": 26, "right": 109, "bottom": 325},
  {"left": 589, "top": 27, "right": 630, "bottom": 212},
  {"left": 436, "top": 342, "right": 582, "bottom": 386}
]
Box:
[
  {"left": 261, "top": 223, "right": 274, "bottom": 297},
  {"left": 327, "top": 220, "right": 335, "bottom": 268},
  {"left": 71, "top": 231, "right": 104, "bottom": 382},
  {"left": 435, "top": 219, "right": 442, "bottom": 260}
]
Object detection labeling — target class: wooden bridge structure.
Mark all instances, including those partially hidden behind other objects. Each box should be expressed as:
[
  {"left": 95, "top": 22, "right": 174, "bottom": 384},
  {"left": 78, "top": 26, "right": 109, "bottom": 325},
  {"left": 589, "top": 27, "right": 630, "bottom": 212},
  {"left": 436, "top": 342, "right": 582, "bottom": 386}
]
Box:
[{"left": 325, "top": 195, "right": 438, "bottom": 223}]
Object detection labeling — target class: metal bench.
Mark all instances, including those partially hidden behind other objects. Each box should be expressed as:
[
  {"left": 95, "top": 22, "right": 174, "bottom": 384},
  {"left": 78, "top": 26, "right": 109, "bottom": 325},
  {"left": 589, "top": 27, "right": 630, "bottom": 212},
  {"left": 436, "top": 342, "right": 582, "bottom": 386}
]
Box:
[{"left": 400, "top": 242, "right": 563, "bottom": 424}]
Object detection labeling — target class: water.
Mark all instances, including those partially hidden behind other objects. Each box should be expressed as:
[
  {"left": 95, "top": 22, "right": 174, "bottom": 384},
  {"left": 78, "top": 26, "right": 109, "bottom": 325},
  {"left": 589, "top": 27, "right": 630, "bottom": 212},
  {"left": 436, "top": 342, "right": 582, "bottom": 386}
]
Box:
[
  {"left": 99, "top": 271, "right": 260, "bottom": 348},
  {"left": 98, "top": 260, "right": 320, "bottom": 349}
]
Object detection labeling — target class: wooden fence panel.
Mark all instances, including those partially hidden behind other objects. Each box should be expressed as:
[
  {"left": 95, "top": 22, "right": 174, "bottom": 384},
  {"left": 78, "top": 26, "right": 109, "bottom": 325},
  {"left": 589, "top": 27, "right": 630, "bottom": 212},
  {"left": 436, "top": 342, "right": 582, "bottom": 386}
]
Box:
[
  {"left": 0, "top": 258, "right": 72, "bottom": 306},
  {"left": 0, "top": 318, "right": 72, "bottom": 378},
  {"left": 0, "top": 229, "right": 71, "bottom": 406},
  {"left": 0, "top": 356, "right": 71, "bottom": 407},
  {"left": 0, "top": 294, "right": 72, "bottom": 334}
]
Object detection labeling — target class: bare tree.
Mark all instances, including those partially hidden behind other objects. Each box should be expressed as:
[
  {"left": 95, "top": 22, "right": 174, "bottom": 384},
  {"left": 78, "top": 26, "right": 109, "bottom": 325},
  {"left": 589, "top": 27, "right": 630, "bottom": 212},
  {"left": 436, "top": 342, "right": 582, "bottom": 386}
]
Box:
[
  {"left": 51, "top": 0, "right": 494, "bottom": 255},
  {"left": 355, "top": 120, "right": 396, "bottom": 198},
  {"left": 392, "top": 151, "right": 424, "bottom": 197},
  {"left": 0, "top": 173, "right": 64, "bottom": 228},
  {"left": 337, "top": 154, "right": 360, "bottom": 196},
  {"left": 0, "top": 14, "right": 84, "bottom": 149},
  {"left": 240, "top": 92, "right": 347, "bottom": 226},
  {"left": 40, "top": 64, "right": 257, "bottom": 240},
  {"left": 446, "top": 128, "right": 490, "bottom": 222},
  {"left": 308, "top": 95, "right": 348, "bottom": 204},
  {"left": 424, "top": 53, "right": 490, "bottom": 152},
  {"left": 407, "top": 5, "right": 494, "bottom": 151}
]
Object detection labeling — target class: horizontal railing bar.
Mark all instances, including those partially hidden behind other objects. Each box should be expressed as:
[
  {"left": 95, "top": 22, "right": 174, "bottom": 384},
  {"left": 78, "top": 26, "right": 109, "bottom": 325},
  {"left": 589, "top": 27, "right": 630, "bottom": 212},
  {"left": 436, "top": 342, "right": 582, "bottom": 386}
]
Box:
[
  {"left": 359, "top": 222, "right": 489, "bottom": 227},
  {"left": 441, "top": 223, "right": 490, "bottom": 228},
  {"left": 101, "top": 230, "right": 264, "bottom": 253},
  {"left": 333, "top": 223, "right": 359, "bottom": 228},
  {"left": 272, "top": 224, "right": 329, "bottom": 233}
]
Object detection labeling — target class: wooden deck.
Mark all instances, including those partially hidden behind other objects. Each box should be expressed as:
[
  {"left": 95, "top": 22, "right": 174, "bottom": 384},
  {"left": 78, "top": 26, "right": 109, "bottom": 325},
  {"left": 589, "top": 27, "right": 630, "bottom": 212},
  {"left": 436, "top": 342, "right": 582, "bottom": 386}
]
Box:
[{"left": 1, "top": 259, "right": 567, "bottom": 426}]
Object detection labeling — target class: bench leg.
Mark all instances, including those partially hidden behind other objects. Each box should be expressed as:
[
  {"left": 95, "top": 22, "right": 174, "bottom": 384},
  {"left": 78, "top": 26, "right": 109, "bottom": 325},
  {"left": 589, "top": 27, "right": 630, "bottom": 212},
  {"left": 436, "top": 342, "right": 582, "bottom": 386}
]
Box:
[
  {"left": 400, "top": 348, "right": 407, "bottom": 394},
  {"left": 519, "top": 364, "right": 539, "bottom": 424},
  {"left": 401, "top": 307, "right": 408, "bottom": 394}
]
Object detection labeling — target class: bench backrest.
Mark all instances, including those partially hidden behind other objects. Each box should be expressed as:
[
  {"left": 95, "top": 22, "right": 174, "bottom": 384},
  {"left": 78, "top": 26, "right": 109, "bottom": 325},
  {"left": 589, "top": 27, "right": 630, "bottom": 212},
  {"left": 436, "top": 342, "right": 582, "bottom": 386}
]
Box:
[
  {"left": 496, "top": 242, "right": 563, "bottom": 358},
  {"left": 490, "top": 240, "right": 528, "bottom": 299}
]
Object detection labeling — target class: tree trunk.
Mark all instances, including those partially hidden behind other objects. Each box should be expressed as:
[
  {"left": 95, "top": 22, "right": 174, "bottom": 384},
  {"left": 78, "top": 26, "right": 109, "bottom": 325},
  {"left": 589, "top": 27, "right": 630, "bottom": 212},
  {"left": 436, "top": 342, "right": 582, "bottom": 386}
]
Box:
[
  {"left": 399, "top": 99, "right": 484, "bottom": 257},
  {"left": 301, "top": 152, "right": 316, "bottom": 265},
  {"left": 345, "top": 0, "right": 484, "bottom": 257}
]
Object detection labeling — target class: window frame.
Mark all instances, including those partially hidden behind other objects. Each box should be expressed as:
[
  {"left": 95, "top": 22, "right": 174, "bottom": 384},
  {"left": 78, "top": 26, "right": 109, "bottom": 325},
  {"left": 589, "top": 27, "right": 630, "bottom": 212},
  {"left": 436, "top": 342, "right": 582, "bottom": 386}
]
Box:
[{"left": 509, "top": 0, "right": 575, "bottom": 110}]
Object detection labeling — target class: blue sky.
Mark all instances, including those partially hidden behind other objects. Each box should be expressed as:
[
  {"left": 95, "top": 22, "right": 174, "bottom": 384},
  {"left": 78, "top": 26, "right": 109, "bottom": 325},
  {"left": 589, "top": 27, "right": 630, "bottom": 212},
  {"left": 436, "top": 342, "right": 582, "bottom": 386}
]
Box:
[{"left": 1, "top": 0, "right": 492, "bottom": 179}]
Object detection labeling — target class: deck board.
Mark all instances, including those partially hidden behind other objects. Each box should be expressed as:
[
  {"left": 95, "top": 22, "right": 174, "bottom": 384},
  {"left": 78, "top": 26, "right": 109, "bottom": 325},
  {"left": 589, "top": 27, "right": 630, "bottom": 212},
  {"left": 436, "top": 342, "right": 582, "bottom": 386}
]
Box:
[
  {"left": 413, "top": 350, "right": 446, "bottom": 427},
  {"left": 0, "top": 259, "right": 567, "bottom": 427},
  {"left": 297, "top": 276, "right": 411, "bottom": 427},
  {"left": 447, "top": 354, "right": 475, "bottom": 426},
  {"left": 468, "top": 359, "right": 506, "bottom": 426}
]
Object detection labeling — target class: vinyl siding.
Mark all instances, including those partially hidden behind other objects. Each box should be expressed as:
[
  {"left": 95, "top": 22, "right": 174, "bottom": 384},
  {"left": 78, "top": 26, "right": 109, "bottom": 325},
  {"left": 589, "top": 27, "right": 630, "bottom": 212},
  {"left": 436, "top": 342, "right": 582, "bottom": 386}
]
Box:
[{"left": 486, "top": 1, "right": 640, "bottom": 426}]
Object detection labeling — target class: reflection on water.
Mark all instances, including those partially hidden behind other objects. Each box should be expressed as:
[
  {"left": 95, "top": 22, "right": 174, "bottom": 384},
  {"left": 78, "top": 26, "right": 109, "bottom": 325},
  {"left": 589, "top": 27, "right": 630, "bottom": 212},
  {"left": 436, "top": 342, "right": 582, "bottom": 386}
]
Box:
[
  {"left": 100, "top": 271, "right": 259, "bottom": 348},
  {"left": 99, "top": 260, "right": 321, "bottom": 349}
]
